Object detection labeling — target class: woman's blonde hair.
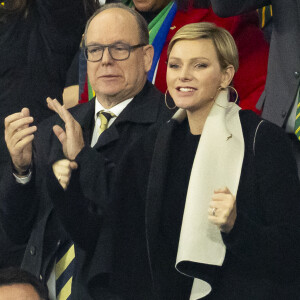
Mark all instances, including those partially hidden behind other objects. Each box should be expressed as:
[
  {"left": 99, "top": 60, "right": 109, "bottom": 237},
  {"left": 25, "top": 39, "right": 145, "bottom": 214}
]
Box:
[{"left": 167, "top": 22, "right": 239, "bottom": 72}]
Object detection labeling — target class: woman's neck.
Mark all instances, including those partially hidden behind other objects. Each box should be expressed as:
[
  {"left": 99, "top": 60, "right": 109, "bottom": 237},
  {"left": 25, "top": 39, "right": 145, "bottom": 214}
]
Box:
[{"left": 186, "top": 103, "right": 213, "bottom": 135}]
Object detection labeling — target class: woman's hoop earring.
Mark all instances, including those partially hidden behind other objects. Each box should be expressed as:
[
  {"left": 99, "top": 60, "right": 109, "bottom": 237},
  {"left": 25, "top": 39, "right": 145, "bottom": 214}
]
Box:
[
  {"left": 165, "top": 89, "right": 177, "bottom": 110},
  {"left": 213, "top": 87, "right": 227, "bottom": 109},
  {"left": 214, "top": 86, "right": 239, "bottom": 108},
  {"left": 227, "top": 85, "right": 239, "bottom": 104}
]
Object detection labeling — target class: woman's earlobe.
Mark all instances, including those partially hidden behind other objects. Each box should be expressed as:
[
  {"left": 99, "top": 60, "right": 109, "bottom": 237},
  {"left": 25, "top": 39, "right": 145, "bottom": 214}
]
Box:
[{"left": 221, "top": 65, "right": 235, "bottom": 87}]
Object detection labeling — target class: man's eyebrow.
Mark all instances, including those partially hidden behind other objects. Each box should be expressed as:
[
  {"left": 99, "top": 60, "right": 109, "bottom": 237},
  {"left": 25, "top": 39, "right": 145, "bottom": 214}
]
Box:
[
  {"left": 85, "top": 43, "right": 102, "bottom": 47},
  {"left": 85, "top": 40, "right": 128, "bottom": 47}
]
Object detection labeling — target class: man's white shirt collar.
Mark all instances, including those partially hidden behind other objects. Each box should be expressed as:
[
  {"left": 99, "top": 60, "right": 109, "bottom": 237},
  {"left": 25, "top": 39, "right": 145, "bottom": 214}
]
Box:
[
  {"left": 94, "top": 97, "right": 133, "bottom": 123},
  {"left": 91, "top": 97, "right": 133, "bottom": 147}
]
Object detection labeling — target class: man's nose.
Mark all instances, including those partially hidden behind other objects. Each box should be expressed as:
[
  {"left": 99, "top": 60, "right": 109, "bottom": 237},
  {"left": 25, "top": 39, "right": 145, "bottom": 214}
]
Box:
[{"left": 101, "top": 47, "right": 113, "bottom": 64}]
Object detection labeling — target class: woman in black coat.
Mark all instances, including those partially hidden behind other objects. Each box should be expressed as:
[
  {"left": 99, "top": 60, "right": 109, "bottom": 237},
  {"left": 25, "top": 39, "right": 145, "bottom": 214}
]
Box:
[{"left": 112, "top": 22, "right": 300, "bottom": 300}]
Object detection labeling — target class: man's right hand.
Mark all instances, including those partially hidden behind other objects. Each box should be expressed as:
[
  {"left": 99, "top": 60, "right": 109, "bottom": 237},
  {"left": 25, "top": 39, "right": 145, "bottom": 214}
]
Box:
[{"left": 4, "top": 108, "right": 37, "bottom": 175}]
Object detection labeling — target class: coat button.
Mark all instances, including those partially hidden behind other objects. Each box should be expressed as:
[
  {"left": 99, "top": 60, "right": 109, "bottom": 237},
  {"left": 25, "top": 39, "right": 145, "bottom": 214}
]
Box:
[
  {"left": 295, "top": 71, "right": 300, "bottom": 79},
  {"left": 40, "top": 274, "right": 43, "bottom": 281},
  {"left": 57, "top": 240, "right": 61, "bottom": 247},
  {"left": 29, "top": 246, "right": 36, "bottom": 256},
  {"left": 281, "top": 111, "right": 287, "bottom": 118}
]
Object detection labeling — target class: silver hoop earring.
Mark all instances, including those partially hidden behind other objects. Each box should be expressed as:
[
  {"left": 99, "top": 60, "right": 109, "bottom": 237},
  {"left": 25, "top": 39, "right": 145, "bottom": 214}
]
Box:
[{"left": 165, "top": 89, "right": 177, "bottom": 110}]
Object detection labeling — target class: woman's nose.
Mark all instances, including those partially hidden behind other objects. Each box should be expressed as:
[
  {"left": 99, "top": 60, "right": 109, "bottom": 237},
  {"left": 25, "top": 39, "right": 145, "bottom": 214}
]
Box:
[{"left": 179, "top": 66, "right": 192, "bottom": 81}]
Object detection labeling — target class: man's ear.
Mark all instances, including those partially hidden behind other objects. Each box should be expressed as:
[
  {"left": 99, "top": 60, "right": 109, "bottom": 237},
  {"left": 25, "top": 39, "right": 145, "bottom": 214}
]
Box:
[
  {"left": 220, "top": 65, "right": 235, "bottom": 88},
  {"left": 143, "top": 45, "right": 154, "bottom": 73}
]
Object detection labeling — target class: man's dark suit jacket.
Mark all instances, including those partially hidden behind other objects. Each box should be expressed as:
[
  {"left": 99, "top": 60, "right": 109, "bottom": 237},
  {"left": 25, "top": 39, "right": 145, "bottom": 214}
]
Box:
[
  {"left": 0, "top": 81, "right": 173, "bottom": 299},
  {"left": 209, "top": 0, "right": 300, "bottom": 128}
]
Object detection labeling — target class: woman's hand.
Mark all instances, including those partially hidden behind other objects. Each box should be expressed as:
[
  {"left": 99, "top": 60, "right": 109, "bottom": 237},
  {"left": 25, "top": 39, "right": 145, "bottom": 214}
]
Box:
[
  {"left": 52, "top": 159, "right": 78, "bottom": 190},
  {"left": 208, "top": 187, "right": 237, "bottom": 233}
]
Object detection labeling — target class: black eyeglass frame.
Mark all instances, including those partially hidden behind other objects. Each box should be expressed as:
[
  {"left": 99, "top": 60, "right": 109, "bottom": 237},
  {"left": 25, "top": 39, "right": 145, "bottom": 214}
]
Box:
[{"left": 84, "top": 42, "right": 146, "bottom": 62}]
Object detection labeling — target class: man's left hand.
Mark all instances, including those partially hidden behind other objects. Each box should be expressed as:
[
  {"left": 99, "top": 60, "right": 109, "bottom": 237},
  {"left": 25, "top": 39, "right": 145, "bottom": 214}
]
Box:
[{"left": 47, "top": 97, "right": 84, "bottom": 160}]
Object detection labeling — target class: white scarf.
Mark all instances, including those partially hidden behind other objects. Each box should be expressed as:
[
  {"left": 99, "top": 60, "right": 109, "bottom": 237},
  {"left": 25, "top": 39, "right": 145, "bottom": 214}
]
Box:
[{"left": 173, "top": 90, "right": 244, "bottom": 299}]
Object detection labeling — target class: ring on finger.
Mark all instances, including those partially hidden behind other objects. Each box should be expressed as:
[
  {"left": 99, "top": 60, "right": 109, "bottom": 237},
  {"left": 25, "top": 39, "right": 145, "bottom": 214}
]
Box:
[
  {"left": 212, "top": 207, "right": 217, "bottom": 216},
  {"left": 58, "top": 174, "right": 62, "bottom": 182}
]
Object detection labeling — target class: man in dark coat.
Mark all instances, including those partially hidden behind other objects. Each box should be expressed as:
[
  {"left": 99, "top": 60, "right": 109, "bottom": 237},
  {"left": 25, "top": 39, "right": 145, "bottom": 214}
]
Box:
[{"left": 0, "top": 4, "right": 173, "bottom": 299}]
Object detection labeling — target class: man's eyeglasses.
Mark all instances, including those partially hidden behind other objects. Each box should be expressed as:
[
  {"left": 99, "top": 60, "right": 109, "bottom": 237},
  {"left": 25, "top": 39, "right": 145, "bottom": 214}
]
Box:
[{"left": 84, "top": 42, "right": 146, "bottom": 62}]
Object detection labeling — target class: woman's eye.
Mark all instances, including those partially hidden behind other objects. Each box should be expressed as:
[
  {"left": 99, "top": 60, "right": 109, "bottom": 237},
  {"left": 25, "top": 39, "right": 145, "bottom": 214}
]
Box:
[
  {"left": 195, "top": 63, "right": 207, "bottom": 68},
  {"left": 168, "top": 63, "right": 180, "bottom": 69}
]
